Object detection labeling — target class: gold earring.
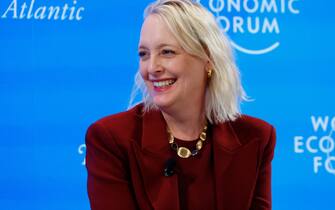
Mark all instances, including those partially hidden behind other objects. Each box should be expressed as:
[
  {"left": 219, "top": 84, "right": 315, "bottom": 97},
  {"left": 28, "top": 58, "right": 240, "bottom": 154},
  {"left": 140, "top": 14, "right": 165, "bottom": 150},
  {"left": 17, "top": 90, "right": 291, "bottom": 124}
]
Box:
[{"left": 207, "top": 69, "right": 212, "bottom": 78}]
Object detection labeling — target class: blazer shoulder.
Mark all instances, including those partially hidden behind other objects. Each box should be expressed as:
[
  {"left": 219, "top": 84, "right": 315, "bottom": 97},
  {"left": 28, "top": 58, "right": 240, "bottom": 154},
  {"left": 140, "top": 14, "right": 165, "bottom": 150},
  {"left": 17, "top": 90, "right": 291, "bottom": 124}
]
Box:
[
  {"left": 95, "top": 104, "right": 143, "bottom": 130},
  {"left": 229, "top": 114, "right": 275, "bottom": 146},
  {"left": 87, "top": 104, "right": 144, "bottom": 148}
]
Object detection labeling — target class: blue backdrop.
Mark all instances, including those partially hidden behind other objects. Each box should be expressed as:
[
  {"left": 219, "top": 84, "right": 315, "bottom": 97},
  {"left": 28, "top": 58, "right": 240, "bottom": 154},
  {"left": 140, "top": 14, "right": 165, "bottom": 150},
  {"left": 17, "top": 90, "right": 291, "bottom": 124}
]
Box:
[{"left": 1, "top": 0, "right": 334, "bottom": 209}]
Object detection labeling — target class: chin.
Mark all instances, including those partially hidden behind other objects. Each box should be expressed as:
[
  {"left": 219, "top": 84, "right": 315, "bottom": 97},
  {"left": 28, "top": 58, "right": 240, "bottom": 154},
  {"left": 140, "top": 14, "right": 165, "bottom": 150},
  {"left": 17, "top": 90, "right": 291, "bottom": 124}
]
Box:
[{"left": 152, "top": 95, "right": 175, "bottom": 110}]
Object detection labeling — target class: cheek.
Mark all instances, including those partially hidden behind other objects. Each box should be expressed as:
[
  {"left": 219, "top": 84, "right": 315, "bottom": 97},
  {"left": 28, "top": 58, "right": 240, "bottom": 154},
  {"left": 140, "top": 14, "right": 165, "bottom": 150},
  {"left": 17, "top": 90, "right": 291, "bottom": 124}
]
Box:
[
  {"left": 184, "top": 67, "right": 206, "bottom": 88},
  {"left": 139, "top": 62, "right": 148, "bottom": 80}
]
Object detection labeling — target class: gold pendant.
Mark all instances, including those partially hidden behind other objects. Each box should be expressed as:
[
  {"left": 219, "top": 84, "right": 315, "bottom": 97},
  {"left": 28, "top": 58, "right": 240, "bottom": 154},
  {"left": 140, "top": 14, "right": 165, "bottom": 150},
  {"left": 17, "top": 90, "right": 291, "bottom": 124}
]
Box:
[
  {"left": 177, "top": 147, "right": 191, "bottom": 158},
  {"left": 196, "top": 140, "right": 203, "bottom": 150},
  {"left": 199, "top": 132, "right": 206, "bottom": 141}
]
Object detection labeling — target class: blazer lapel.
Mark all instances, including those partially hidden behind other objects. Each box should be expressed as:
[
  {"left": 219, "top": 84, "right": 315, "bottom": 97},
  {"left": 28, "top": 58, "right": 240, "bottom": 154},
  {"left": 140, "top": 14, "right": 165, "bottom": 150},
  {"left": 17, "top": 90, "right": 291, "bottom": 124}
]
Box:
[
  {"left": 212, "top": 122, "right": 242, "bottom": 210},
  {"left": 132, "top": 109, "right": 180, "bottom": 210},
  {"left": 212, "top": 121, "right": 261, "bottom": 210}
]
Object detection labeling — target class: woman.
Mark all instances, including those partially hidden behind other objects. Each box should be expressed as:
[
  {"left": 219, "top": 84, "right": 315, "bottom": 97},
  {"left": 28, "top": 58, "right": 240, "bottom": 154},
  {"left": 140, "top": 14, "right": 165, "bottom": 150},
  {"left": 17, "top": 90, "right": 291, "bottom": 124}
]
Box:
[{"left": 85, "top": 0, "right": 276, "bottom": 210}]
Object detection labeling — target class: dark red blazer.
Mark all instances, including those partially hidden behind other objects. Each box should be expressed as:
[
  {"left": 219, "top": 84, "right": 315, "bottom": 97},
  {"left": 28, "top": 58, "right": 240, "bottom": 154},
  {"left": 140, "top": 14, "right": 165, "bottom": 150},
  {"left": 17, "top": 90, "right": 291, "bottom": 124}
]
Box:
[{"left": 85, "top": 104, "right": 276, "bottom": 210}]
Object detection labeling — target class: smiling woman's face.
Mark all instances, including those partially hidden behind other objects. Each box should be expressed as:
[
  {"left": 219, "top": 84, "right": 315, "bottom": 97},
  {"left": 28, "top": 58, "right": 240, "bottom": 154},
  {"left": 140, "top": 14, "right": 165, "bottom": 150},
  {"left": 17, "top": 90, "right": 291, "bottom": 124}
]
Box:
[{"left": 138, "top": 14, "right": 208, "bottom": 111}]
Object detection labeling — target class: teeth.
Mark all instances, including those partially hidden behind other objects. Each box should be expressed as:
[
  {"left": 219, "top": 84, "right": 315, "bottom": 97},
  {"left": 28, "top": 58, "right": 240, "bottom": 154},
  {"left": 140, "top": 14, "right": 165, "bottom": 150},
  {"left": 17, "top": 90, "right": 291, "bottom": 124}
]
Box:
[{"left": 153, "top": 80, "right": 175, "bottom": 87}]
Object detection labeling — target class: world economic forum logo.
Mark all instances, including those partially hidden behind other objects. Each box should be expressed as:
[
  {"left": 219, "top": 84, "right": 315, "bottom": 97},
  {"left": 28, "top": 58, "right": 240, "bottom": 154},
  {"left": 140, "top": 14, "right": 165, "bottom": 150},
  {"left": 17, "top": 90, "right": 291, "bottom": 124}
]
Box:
[
  {"left": 294, "top": 116, "right": 335, "bottom": 175},
  {"left": 199, "top": 0, "right": 300, "bottom": 55}
]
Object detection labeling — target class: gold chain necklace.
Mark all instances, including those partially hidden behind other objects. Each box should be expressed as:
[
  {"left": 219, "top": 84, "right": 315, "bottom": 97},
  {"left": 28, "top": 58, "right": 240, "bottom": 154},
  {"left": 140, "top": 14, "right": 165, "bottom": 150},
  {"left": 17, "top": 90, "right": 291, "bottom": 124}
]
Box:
[{"left": 167, "top": 122, "right": 208, "bottom": 158}]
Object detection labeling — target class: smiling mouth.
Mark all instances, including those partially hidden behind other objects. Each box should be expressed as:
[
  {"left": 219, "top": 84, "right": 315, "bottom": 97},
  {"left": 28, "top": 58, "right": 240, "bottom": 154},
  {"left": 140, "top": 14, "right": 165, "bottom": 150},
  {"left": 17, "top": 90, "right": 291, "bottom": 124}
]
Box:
[{"left": 152, "top": 79, "right": 176, "bottom": 88}]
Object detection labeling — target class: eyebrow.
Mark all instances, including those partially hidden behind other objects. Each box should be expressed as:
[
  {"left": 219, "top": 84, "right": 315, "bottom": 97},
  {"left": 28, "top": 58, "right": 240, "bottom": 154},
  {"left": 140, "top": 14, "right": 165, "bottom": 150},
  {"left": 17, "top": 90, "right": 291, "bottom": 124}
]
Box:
[{"left": 138, "top": 43, "right": 179, "bottom": 50}]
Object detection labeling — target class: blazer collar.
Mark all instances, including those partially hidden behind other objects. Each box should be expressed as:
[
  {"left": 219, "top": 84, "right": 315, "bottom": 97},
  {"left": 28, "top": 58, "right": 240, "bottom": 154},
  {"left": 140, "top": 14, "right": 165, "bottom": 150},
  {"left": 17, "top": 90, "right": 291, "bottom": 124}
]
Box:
[
  {"left": 141, "top": 108, "right": 169, "bottom": 153},
  {"left": 134, "top": 108, "right": 244, "bottom": 210}
]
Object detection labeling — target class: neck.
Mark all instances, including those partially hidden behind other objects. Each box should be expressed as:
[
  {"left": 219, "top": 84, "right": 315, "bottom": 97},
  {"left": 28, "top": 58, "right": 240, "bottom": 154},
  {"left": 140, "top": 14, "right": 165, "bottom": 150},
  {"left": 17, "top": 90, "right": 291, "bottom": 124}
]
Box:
[{"left": 161, "top": 105, "right": 206, "bottom": 141}]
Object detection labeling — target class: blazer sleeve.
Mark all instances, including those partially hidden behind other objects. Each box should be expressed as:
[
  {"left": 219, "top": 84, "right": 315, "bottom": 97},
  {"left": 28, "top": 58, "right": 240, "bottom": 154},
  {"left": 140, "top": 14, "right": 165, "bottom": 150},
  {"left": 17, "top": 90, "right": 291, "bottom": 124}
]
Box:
[
  {"left": 85, "top": 122, "right": 139, "bottom": 210},
  {"left": 249, "top": 126, "right": 276, "bottom": 210}
]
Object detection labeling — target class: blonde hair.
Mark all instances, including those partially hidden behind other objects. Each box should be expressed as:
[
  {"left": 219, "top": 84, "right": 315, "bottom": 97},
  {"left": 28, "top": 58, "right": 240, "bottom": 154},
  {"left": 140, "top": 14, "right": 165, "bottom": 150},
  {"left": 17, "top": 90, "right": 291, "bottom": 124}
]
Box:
[{"left": 129, "top": 0, "right": 247, "bottom": 124}]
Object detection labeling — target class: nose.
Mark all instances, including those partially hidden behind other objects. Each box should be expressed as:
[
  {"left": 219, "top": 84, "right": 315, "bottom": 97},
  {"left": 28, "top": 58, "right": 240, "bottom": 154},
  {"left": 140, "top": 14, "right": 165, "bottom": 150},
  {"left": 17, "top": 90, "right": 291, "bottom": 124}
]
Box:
[{"left": 147, "top": 54, "right": 163, "bottom": 75}]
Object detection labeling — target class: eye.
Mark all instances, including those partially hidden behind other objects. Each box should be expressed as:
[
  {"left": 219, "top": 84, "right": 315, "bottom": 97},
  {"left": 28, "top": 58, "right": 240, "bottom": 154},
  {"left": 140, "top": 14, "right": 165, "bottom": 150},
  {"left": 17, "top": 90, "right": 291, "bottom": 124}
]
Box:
[
  {"left": 161, "top": 49, "right": 176, "bottom": 56},
  {"left": 138, "top": 50, "right": 149, "bottom": 59}
]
